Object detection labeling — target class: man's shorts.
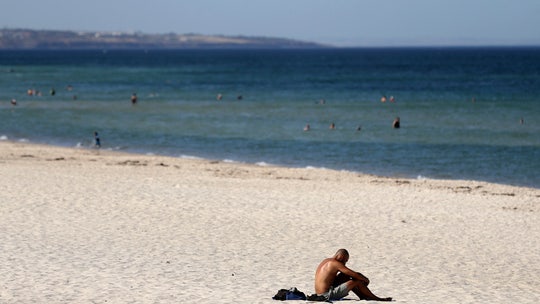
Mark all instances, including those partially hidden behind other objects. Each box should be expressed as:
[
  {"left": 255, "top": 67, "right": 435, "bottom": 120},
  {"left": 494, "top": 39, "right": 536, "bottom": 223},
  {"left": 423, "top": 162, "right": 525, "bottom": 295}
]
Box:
[{"left": 321, "top": 282, "right": 349, "bottom": 300}]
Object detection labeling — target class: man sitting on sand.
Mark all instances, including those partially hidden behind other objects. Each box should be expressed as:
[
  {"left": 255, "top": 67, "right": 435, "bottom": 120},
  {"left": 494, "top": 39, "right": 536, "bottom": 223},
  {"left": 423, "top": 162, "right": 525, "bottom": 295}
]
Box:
[{"left": 314, "top": 248, "right": 392, "bottom": 301}]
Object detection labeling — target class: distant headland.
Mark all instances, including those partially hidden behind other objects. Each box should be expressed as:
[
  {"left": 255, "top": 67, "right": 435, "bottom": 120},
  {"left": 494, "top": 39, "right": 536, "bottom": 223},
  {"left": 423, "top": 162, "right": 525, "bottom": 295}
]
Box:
[{"left": 0, "top": 28, "right": 328, "bottom": 50}]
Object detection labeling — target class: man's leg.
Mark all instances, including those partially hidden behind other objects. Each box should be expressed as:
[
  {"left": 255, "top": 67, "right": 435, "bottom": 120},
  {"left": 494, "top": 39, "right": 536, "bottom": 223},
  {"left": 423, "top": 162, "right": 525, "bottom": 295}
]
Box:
[
  {"left": 350, "top": 281, "right": 392, "bottom": 301},
  {"left": 336, "top": 272, "right": 391, "bottom": 301},
  {"left": 333, "top": 272, "right": 352, "bottom": 286}
]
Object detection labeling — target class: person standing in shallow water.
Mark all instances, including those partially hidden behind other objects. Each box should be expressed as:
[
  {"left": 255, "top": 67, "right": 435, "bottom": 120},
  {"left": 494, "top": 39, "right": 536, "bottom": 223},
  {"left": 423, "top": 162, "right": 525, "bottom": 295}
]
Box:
[
  {"left": 131, "top": 93, "right": 137, "bottom": 105},
  {"left": 94, "top": 131, "right": 101, "bottom": 148},
  {"left": 314, "top": 249, "right": 392, "bottom": 302}
]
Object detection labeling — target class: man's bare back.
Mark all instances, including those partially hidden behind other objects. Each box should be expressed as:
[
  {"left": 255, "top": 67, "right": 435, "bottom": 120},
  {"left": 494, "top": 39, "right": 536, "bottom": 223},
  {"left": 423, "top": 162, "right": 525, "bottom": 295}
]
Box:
[{"left": 315, "top": 258, "right": 337, "bottom": 294}]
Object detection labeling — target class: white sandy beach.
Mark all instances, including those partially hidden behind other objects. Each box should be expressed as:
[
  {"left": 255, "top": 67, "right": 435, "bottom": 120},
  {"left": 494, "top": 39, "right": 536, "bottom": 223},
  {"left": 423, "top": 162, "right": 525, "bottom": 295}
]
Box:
[{"left": 0, "top": 141, "right": 538, "bottom": 303}]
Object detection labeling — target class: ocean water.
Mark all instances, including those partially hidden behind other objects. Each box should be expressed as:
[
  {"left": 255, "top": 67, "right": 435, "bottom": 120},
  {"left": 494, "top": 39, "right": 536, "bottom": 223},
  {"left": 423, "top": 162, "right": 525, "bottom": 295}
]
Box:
[{"left": 1, "top": 48, "right": 539, "bottom": 188}]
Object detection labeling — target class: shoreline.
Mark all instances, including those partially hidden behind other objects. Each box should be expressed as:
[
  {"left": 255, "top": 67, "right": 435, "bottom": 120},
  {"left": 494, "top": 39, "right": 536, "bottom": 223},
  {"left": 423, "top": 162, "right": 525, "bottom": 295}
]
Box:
[
  {"left": 3, "top": 137, "right": 538, "bottom": 191},
  {"left": 1, "top": 140, "right": 539, "bottom": 303},
  {"left": 5, "top": 140, "right": 538, "bottom": 195}
]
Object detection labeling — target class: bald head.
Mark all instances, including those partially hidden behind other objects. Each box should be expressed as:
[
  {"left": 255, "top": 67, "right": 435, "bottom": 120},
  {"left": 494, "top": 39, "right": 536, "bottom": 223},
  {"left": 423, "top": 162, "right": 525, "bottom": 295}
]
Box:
[{"left": 334, "top": 248, "right": 349, "bottom": 264}]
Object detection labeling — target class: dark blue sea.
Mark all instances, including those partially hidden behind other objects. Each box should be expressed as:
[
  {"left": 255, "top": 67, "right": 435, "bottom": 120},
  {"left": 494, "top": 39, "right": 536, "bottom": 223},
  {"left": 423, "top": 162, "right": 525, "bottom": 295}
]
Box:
[{"left": 1, "top": 48, "right": 539, "bottom": 188}]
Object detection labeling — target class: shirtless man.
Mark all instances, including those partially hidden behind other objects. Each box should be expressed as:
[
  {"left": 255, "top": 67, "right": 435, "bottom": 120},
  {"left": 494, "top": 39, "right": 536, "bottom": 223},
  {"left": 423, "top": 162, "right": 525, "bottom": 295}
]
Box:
[{"left": 314, "top": 249, "right": 392, "bottom": 301}]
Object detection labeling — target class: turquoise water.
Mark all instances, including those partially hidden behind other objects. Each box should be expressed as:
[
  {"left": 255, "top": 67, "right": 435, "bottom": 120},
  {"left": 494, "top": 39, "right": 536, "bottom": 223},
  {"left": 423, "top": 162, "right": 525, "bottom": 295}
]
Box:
[{"left": 1, "top": 48, "right": 539, "bottom": 187}]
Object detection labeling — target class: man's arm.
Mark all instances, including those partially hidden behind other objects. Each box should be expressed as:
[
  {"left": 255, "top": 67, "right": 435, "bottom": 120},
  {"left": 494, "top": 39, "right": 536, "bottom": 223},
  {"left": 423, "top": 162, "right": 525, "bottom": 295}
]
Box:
[{"left": 336, "top": 264, "right": 369, "bottom": 284}]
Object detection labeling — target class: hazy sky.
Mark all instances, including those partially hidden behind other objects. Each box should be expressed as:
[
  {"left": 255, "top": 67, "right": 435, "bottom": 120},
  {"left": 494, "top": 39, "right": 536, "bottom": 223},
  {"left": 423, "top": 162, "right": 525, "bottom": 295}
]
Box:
[{"left": 2, "top": 0, "right": 540, "bottom": 46}]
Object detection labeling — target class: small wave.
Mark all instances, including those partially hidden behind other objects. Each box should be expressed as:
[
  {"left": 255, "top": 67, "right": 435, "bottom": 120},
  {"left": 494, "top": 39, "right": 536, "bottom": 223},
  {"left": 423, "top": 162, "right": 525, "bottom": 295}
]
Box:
[
  {"left": 18, "top": 138, "right": 29, "bottom": 142},
  {"left": 223, "top": 159, "right": 238, "bottom": 163},
  {"left": 179, "top": 154, "right": 204, "bottom": 160},
  {"left": 0, "top": 135, "right": 7, "bottom": 141},
  {"left": 305, "top": 165, "right": 328, "bottom": 170},
  {"left": 417, "top": 175, "right": 428, "bottom": 180}
]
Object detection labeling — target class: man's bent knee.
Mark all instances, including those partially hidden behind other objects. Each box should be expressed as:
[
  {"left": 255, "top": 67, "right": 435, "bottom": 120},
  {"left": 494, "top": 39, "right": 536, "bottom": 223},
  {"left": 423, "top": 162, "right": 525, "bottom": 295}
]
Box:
[{"left": 353, "top": 275, "right": 369, "bottom": 286}]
